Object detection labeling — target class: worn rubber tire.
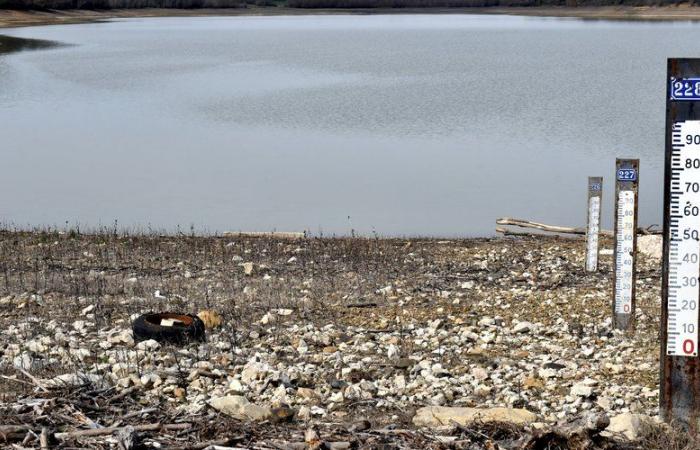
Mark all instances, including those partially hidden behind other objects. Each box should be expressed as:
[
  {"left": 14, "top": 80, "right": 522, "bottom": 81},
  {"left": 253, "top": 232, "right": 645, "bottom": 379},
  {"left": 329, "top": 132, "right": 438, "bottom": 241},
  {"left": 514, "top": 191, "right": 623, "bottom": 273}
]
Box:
[{"left": 132, "top": 312, "right": 205, "bottom": 344}]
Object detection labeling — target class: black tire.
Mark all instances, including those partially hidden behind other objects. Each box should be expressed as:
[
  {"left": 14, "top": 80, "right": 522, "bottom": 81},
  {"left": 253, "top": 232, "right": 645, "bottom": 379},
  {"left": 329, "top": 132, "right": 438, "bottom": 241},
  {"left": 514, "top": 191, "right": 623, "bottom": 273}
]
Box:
[{"left": 132, "top": 312, "right": 206, "bottom": 344}]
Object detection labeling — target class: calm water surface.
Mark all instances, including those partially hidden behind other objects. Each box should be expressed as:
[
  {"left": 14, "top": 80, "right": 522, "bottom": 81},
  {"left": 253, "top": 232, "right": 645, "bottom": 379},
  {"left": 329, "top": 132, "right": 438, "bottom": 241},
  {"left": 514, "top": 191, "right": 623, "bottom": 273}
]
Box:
[{"left": 1, "top": 15, "right": 698, "bottom": 236}]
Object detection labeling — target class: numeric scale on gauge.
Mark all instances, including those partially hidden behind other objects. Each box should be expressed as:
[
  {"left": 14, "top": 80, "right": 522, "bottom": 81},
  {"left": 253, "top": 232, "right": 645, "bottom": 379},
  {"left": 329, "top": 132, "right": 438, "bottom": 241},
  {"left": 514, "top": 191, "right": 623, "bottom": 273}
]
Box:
[
  {"left": 612, "top": 159, "right": 639, "bottom": 331},
  {"left": 661, "top": 58, "right": 700, "bottom": 431},
  {"left": 666, "top": 120, "right": 700, "bottom": 358},
  {"left": 586, "top": 177, "right": 603, "bottom": 272}
]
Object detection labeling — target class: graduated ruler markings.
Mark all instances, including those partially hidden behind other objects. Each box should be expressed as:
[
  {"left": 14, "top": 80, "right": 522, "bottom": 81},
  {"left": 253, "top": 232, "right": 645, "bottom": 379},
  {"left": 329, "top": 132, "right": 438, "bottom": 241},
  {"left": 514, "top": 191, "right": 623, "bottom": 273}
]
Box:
[
  {"left": 614, "top": 189, "right": 635, "bottom": 315},
  {"left": 586, "top": 194, "right": 601, "bottom": 272},
  {"left": 667, "top": 120, "right": 700, "bottom": 357}
]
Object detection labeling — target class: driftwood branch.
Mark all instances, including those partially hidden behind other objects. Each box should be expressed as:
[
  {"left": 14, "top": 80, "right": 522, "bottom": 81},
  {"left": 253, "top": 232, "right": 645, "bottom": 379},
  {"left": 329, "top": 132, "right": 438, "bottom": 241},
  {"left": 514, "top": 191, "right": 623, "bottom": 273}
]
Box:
[
  {"left": 496, "top": 218, "right": 602, "bottom": 236},
  {"left": 495, "top": 226, "right": 585, "bottom": 239},
  {"left": 496, "top": 218, "right": 662, "bottom": 237},
  {"left": 54, "top": 423, "right": 191, "bottom": 440}
]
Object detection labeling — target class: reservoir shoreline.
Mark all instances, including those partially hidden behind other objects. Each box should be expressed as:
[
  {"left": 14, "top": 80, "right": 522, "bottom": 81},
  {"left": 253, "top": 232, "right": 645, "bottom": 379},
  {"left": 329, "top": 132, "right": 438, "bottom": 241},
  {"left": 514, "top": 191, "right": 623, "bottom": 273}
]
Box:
[{"left": 3, "top": 5, "right": 700, "bottom": 29}]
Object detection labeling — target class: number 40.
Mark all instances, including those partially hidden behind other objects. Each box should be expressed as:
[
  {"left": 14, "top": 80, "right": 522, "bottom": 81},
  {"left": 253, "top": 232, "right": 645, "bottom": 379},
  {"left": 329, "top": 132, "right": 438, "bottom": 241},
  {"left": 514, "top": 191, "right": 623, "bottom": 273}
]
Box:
[{"left": 684, "top": 253, "right": 699, "bottom": 263}]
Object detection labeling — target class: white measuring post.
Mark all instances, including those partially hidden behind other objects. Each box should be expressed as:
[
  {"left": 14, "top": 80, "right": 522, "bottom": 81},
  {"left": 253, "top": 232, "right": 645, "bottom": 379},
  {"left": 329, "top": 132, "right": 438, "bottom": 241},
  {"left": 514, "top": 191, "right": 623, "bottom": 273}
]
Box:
[
  {"left": 586, "top": 176, "right": 603, "bottom": 272},
  {"left": 665, "top": 120, "right": 700, "bottom": 358},
  {"left": 612, "top": 159, "right": 639, "bottom": 331},
  {"left": 661, "top": 59, "right": 700, "bottom": 430}
]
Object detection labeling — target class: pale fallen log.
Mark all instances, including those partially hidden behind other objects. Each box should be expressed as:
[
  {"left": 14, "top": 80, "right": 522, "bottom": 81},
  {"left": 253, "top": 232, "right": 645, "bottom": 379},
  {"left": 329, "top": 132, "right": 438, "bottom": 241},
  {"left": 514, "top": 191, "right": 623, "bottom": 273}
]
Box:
[
  {"left": 54, "top": 423, "right": 191, "bottom": 440},
  {"left": 495, "top": 226, "right": 585, "bottom": 239},
  {"left": 496, "top": 218, "right": 601, "bottom": 236},
  {"left": 496, "top": 218, "right": 661, "bottom": 237}
]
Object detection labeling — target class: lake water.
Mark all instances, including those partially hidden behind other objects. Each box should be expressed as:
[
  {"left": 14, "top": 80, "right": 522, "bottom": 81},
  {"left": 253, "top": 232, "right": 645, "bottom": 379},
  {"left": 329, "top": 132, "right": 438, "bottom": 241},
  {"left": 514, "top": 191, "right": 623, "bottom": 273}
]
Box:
[{"left": 1, "top": 15, "right": 699, "bottom": 236}]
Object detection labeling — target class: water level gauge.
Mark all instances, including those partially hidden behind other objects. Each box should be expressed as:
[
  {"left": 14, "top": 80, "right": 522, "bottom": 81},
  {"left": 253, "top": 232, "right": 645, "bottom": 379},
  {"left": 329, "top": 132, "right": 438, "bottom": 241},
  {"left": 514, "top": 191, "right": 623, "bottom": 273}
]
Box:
[
  {"left": 586, "top": 176, "right": 603, "bottom": 272},
  {"left": 612, "top": 159, "right": 639, "bottom": 331}
]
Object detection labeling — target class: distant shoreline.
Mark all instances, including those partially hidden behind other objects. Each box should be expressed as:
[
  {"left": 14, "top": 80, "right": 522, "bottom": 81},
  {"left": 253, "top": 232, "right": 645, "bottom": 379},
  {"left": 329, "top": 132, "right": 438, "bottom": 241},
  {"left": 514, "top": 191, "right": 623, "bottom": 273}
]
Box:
[{"left": 3, "top": 5, "right": 700, "bottom": 29}]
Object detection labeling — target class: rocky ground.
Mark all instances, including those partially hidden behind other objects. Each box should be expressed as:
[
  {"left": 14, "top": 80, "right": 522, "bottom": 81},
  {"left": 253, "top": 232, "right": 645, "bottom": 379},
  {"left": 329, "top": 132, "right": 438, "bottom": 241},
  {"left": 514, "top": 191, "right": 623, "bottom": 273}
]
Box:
[{"left": 0, "top": 230, "right": 692, "bottom": 449}]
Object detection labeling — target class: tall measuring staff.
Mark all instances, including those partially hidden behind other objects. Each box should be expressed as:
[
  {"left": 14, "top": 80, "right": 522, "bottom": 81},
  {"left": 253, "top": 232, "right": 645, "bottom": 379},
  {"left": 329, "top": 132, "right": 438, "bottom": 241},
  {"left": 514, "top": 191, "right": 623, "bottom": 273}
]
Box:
[
  {"left": 612, "top": 159, "right": 639, "bottom": 331},
  {"left": 586, "top": 177, "right": 603, "bottom": 272},
  {"left": 661, "top": 59, "right": 700, "bottom": 430}
]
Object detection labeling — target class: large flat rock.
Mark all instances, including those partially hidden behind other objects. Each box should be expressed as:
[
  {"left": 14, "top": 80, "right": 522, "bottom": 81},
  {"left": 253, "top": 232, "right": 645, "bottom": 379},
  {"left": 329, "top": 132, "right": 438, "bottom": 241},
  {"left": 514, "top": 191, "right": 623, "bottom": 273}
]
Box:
[
  {"left": 209, "top": 395, "right": 272, "bottom": 421},
  {"left": 604, "top": 413, "right": 656, "bottom": 441},
  {"left": 413, "top": 406, "right": 537, "bottom": 428}
]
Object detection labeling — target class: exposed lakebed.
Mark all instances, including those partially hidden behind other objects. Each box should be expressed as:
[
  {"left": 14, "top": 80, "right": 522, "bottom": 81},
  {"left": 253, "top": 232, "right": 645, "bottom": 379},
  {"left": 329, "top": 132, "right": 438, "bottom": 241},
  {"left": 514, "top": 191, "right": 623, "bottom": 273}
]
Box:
[{"left": 0, "top": 231, "right": 666, "bottom": 448}]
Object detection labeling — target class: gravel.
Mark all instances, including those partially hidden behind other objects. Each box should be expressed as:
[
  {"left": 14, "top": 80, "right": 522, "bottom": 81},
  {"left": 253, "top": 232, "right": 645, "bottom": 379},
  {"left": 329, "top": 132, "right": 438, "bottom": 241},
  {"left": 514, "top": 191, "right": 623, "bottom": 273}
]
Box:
[{"left": 0, "top": 231, "right": 664, "bottom": 447}]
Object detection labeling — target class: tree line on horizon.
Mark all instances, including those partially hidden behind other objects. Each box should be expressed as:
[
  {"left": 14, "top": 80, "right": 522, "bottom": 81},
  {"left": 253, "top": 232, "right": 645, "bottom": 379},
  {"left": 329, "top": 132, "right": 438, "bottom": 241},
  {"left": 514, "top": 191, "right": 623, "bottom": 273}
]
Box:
[
  {"left": 0, "top": 0, "right": 685, "bottom": 11},
  {"left": 0, "top": 0, "right": 250, "bottom": 8}
]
